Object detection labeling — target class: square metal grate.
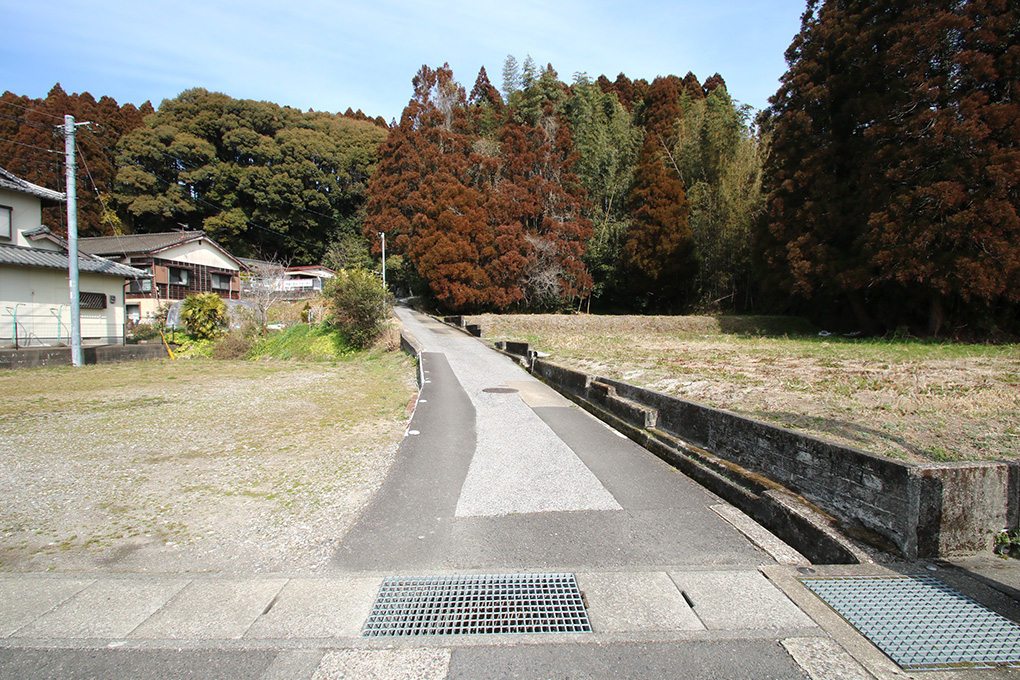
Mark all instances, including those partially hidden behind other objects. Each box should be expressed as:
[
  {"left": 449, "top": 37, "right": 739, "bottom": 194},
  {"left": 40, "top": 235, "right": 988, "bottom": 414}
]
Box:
[
  {"left": 801, "top": 575, "right": 1020, "bottom": 670},
  {"left": 362, "top": 573, "right": 592, "bottom": 637}
]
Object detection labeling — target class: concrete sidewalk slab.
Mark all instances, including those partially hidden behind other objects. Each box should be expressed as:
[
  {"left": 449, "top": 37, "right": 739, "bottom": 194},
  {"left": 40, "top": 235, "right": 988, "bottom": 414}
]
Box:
[
  {"left": 130, "top": 578, "right": 287, "bottom": 640},
  {"left": 781, "top": 637, "right": 875, "bottom": 680},
  {"left": 312, "top": 649, "right": 451, "bottom": 680},
  {"left": 576, "top": 571, "right": 704, "bottom": 632},
  {"left": 0, "top": 577, "right": 93, "bottom": 637},
  {"left": 507, "top": 380, "right": 573, "bottom": 408},
  {"left": 245, "top": 577, "right": 382, "bottom": 639},
  {"left": 261, "top": 650, "right": 326, "bottom": 680},
  {"left": 669, "top": 570, "right": 817, "bottom": 631},
  {"left": 15, "top": 578, "right": 188, "bottom": 639}
]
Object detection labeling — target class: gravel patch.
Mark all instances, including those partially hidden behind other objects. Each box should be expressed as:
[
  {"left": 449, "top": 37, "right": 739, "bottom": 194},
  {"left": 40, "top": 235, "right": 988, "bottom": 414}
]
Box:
[{"left": 0, "top": 355, "right": 416, "bottom": 573}]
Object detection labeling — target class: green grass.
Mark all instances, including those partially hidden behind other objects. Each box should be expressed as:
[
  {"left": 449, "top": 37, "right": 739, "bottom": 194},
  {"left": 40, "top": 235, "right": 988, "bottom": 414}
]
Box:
[{"left": 248, "top": 323, "right": 351, "bottom": 361}]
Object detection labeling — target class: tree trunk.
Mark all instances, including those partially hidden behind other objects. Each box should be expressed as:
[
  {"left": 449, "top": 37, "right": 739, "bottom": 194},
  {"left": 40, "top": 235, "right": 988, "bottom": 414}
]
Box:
[
  {"left": 928, "top": 293, "right": 945, "bottom": 337},
  {"left": 847, "top": 291, "right": 879, "bottom": 336}
]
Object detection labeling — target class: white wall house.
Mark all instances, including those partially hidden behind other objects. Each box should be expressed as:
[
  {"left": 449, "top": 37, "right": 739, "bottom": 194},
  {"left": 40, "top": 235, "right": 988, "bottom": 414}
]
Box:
[
  {"left": 79, "top": 232, "right": 243, "bottom": 325},
  {"left": 0, "top": 168, "right": 147, "bottom": 347},
  {"left": 237, "top": 258, "right": 337, "bottom": 295}
]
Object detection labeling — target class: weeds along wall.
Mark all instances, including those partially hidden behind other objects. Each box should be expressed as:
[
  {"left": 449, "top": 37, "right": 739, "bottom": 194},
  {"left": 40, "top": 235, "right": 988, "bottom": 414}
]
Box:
[{"left": 532, "top": 358, "right": 1019, "bottom": 559}]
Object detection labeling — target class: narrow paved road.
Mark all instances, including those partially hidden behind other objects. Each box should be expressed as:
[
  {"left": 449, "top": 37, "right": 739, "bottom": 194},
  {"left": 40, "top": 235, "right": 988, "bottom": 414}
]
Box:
[
  {"left": 335, "top": 308, "right": 773, "bottom": 572},
  {"left": 329, "top": 308, "right": 818, "bottom": 679}
]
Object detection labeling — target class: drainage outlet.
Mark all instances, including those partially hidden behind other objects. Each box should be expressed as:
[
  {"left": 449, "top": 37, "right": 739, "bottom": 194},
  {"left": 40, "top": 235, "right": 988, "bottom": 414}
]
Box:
[
  {"left": 482, "top": 387, "right": 519, "bottom": 394},
  {"left": 801, "top": 575, "right": 1020, "bottom": 670},
  {"left": 362, "top": 573, "right": 592, "bottom": 637}
]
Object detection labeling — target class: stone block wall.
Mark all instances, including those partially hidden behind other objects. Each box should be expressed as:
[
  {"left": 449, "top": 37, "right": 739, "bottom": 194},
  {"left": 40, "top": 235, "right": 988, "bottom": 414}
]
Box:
[{"left": 533, "top": 358, "right": 1019, "bottom": 559}]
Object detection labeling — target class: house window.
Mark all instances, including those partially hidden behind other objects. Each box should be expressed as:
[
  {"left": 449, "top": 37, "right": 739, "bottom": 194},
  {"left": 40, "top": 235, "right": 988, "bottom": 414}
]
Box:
[
  {"left": 0, "top": 205, "right": 11, "bottom": 241},
  {"left": 128, "top": 278, "right": 152, "bottom": 294},
  {"left": 212, "top": 273, "right": 232, "bottom": 289},
  {"left": 80, "top": 292, "right": 108, "bottom": 309},
  {"left": 169, "top": 267, "right": 189, "bottom": 285}
]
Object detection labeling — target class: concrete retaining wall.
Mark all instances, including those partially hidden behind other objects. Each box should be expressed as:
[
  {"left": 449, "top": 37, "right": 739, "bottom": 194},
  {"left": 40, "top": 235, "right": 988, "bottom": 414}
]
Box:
[
  {"left": 0, "top": 343, "right": 169, "bottom": 369},
  {"left": 532, "top": 358, "right": 1019, "bottom": 559}
]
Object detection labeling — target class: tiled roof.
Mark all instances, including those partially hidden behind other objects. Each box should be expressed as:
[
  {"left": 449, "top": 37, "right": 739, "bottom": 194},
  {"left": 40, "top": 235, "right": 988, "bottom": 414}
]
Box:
[
  {"left": 78, "top": 231, "right": 205, "bottom": 256},
  {"left": 0, "top": 167, "right": 66, "bottom": 203},
  {"left": 0, "top": 242, "right": 148, "bottom": 278},
  {"left": 237, "top": 256, "right": 275, "bottom": 270}
]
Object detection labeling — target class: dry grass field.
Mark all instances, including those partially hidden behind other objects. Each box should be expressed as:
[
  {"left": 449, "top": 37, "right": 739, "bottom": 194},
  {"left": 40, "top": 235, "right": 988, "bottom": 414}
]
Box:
[
  {"left": 0, "top": 349, "right": 416, "bottom": 573},
  {"left": 469, "top": 314, "right": 1020, "bottom": 464}
]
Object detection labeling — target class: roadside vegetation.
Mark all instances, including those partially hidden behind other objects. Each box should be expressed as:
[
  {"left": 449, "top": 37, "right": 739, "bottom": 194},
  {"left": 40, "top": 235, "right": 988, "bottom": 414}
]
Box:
[
  {"left": 471, "top": 314, "right": 1020, "bottom": 464},
  {"left": 141, "top": 269, "right": 392, "bottom": 362}
]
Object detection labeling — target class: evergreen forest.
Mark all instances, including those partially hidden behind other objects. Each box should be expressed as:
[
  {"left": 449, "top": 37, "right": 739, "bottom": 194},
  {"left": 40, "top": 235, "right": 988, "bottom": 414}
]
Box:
[{"left": 1, "top": 0, "right": 1017, "bottom": 337}]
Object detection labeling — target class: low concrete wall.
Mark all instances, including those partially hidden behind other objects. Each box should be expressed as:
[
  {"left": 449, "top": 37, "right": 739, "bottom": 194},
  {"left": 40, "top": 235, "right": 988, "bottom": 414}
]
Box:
[
  {"left": 533, "top": 358, "right": 1019, "bottom": 560},
  {"left": 0, "top": 343, "right": 169, "bottom": 369}
]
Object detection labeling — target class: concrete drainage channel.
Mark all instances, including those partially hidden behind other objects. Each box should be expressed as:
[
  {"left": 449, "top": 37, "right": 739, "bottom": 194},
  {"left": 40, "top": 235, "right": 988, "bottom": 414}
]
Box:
[{"left": 361, "top": 574, "right": 592, "bottom": 637}]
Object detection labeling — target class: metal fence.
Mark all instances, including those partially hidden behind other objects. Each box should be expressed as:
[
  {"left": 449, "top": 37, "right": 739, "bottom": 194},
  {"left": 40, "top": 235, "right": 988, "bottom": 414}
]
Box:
[{"left": 1, "top": 306, "right": 124, "bottom": 349}]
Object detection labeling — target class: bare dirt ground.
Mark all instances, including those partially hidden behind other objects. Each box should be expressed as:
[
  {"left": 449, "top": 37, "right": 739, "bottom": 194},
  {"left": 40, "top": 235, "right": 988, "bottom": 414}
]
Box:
[
  {"left": 469, "top": 314, "right": 1020, "bottom": 464},
  {"left": 0, "top": 351, "right": 416, "bottom": 573}
]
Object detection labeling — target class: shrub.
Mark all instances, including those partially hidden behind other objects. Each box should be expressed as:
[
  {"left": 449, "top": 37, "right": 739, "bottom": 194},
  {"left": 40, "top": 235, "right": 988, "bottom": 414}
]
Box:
[
  {"left": 211, "top": 331, "right": 255, "bottom": 359},
  {"left": 130, "top": 323, "right": 160, "bottom": 342},
  {"left": 324, "top": 269, "right": 389, "bottom": 349},
  {"left": 180, "top": 293, "right": 228, "bottom": 340}
]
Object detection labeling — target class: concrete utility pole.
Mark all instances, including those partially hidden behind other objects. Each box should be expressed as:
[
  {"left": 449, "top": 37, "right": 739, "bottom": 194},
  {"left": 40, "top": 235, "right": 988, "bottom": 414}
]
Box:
[
  {"left": 64, "top": 115, "right": 83, "bottom": 367},
  {"left": 380, "top": 231, "right": 386, "bottom": 290}
]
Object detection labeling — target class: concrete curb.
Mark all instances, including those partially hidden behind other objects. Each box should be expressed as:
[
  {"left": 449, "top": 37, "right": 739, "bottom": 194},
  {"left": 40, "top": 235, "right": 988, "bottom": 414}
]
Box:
[{"left": 0, "top": 343, "right": 169, "bottom": 370}]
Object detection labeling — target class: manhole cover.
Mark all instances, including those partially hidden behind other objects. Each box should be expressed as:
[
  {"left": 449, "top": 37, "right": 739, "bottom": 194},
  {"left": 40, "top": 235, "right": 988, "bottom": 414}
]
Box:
[
  {"left": 801, "top": 575, "right": 1020, "bottom": 670},
  {"left": 362, "top": 573, "right": 591, "bottom": 637},
  {"left": 482, "top": 387, "right": 519, "bottom": 394}
]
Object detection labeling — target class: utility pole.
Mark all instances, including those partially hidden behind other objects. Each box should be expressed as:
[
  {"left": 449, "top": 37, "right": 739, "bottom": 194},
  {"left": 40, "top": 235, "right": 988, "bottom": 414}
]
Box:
[
  {"left": 380, "top": 231, "right": 386, "bottom": 290},
  {"left": 64, "top": 115, "right": 83, "bottom": 367}
]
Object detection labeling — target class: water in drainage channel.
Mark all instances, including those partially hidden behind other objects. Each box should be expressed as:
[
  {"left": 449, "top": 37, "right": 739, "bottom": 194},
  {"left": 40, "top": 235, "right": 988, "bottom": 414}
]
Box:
[
  {"left": 362, "top": 573, "right": 591, "bottom": 637},
  {"left": 801, "top": 574, "right": 1020, "bottom": 671}
]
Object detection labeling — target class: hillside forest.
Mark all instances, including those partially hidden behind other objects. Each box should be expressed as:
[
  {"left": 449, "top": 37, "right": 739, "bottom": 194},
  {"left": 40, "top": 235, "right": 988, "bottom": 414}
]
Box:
[{"left": 1, "top": 0, "right": 1017, "bottom": 337}]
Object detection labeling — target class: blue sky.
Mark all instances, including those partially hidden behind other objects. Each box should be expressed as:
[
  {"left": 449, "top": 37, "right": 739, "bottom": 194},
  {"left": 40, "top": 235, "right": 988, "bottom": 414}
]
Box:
[{"left": 3, "top": 0, "right": 807, "bottom": 121}]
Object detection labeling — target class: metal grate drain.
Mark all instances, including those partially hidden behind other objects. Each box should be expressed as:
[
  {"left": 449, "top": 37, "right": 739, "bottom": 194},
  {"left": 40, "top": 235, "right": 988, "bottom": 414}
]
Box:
[
  {"left": 362, "top": 573, "right": 591, "bottom": 637},
  {"left": 801, "top": 575, "right": 1020, "bottom": 670}
]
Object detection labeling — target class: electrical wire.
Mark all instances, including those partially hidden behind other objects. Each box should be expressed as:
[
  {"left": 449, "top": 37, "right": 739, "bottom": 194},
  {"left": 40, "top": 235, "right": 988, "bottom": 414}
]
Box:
[
  {"left": 78, "top": 127, "right": 335, "bottom": 249},
  {"left": 77, "top": 142, "right": 122, "bottom": 236},
  {"left": 0, "top": 138, "right": 62, "bottom": 155},
  {"left": 0, "top": 100, "right": 65, "bottom": 120},
  {"left": 0, "top": 112, "right": 60, "bottom": 132},
  {"left": 78, "top": 126, "right": 343, "bottom": 225}
]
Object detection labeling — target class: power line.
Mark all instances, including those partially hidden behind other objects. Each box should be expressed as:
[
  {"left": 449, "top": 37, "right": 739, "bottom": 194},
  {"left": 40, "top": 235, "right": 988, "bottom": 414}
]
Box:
[
  {"left": 78, "top": 126, "right": 344, "bottom": 226},
  {"left": 0, "top": 99, "right": 65, "bottom": 121},
  {"left": 77, "top": 129, "right": 323, "bottom": 249},
  {"left": 0, "top": 112, "right": 60, "bottom": 132},
  {"left": 77, "top": 142, "right": 121, "bottom": 236},
  {"left": 77, "top": 127, "right": 335, "bottom": 249},
  {"left": 0, "top": 137, "right": 62, "bottom": 155}
]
